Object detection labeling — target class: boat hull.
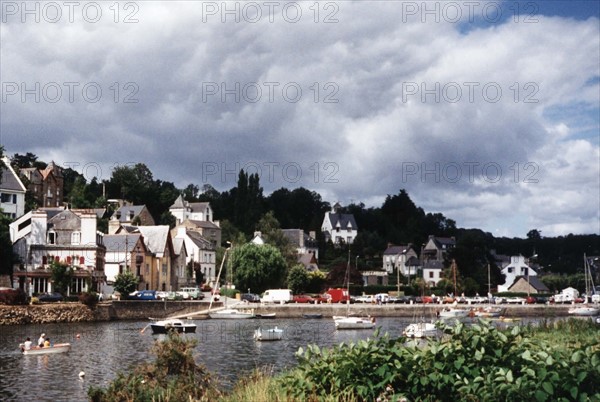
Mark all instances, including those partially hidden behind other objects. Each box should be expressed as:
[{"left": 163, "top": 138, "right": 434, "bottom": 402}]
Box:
[
  {"left": 150, "top": 319, "right": 197, "bottom": 334},
  {"left": 333, "top": 316, "right": 376, "bottom": 329},
  {"left": 403, "top": 323, "right": 437, "bottom": 338},
  {"left": 568, "top": 307, "right": 600, "bottom": 316},
  {"left": 254, "top": 327, "right": 283, "bottom": 341},
  {"left": 22, "top": 343, "right": 71, "bottom": 355},
  {"left": 303, "top": 313, "right": 323, "bottom": 319}
]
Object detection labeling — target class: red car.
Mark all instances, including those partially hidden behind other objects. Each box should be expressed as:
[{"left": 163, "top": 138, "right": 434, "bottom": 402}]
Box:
[{"left": 293, "top": 294, "right": 315, "bottom": 303}]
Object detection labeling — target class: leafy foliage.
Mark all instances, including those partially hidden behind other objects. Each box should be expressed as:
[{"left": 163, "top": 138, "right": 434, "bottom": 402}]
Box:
[
  {"left": 49, "top": 261, "right": 73, "bottom": 294},
  {"left": 88, "top": 332, "right": 221, "bottom": 402},
  {"left": 113, "top": 270, "right": 139, "bottom": 296},
  {"left": 230, "top": 243, "right": 287, "bottom": 294},
  {"left": 78, "top": 291, "right": 98, "bottom": 307},
  {"left": 287, "top": 264, "right": 310, "bottom": 294},
  {"left": 280, "top": 319, "right": 600, "bottom": 401}
]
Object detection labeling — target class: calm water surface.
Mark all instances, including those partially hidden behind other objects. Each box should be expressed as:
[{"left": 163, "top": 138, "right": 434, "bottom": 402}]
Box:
[{"left": 0, "top": 316, "right": 545, "bottom": 401}]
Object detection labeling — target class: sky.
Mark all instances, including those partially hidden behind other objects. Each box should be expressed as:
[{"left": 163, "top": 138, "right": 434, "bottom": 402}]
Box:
[{"left": 1, "top": 0, "right": 599, "bottom": 238}]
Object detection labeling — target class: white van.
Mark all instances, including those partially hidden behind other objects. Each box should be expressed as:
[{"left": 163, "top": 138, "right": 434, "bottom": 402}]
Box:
[{"left": 261, "top": 289, "right": 293, "bottom": 304}]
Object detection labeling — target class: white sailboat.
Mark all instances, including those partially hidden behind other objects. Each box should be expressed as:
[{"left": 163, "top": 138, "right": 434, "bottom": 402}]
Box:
[
  {"left": 569, "top": 254, "right": 600, "bottom": 317},
  {"left": 333, "top": 251, "right": 376, "bottom": 330}
]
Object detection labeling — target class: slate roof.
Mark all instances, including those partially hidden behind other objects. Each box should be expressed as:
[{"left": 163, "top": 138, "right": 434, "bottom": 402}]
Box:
[
  {"left": 423, "top": 260, "right": 444, "bottom": 270},
  {"left": 383, "top": 245, "right": 411, "bottom": 255},
  {"left": 186, "top": 230, "right": 214, "bottom": 249},
  {"left": 112, "top": 205, "right": 147, "bottom": 222},
  {"left": 509, "top": 276, "right": 550, "bottom": 292},
  {"left": 170, "top": 194, "right": 186, "bottom": 209},
  {"left": 326, "top": 212, "right": 357, "bottom": 229},
  {"left": 187, "top": 219, "right": 220, "bottom": 229},
  {"left": 0, "top": 158, "right": 27, "bottom": 192},
  {"left": 188, "top": 202, "right": 210, "bottom": 213},
  {"left": 134, "top": 226, "right": 171, "bottom": 256},
  {"left": 103, "top": 234, "right": 142, "bottom": 253}
]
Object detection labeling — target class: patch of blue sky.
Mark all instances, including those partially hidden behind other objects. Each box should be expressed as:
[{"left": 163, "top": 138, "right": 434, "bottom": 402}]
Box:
[
  {"left": 457, "top": 0, "right": 599, "bottom": 34},
  {"left": 543, "top": 102, "right": 600, "bottom": 144}
]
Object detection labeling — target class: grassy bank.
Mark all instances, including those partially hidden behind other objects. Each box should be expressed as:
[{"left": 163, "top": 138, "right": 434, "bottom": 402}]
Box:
[{"left": 90, "top": 318, "right": 600, "bottom": 402}]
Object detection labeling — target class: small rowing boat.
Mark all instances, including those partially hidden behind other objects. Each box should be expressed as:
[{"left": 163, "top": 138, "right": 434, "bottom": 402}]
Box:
[{"left": 20, "top": 343, "right": 71, "bottom": 355}]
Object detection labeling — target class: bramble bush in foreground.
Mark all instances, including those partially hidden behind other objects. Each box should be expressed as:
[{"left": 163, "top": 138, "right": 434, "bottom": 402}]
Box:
[
  {"left": 88, "top": 332, "right": 221, "bottom": 402},
  {"left": 280, "top": 319, "right": 600, "bottom": 401}
]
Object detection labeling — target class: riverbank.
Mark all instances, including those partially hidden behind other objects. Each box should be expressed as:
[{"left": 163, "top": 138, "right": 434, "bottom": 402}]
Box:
[{"left": 0, "top": 300, "right": 580, "bottom": 325}]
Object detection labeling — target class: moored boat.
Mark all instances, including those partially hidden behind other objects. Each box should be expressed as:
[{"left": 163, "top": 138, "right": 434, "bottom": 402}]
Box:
[
  {"left": 333, "top": 315, "right": 376, "bottom": 330},
  {"left": 20, "top": 343, "right": 71, "bottom": 355},
  {"left": 253, "top": 326, "right": 283, "bottom": 341},
  {"left": 473, "top": 306, "right": 503, "bottom": 318},
  {"left": 568, "top": 306, "right": 600, "bottom": 316},
  {"left": 255, "top": 313, "right": 277, "bottom": 319},
  {"left": 402, "top": 322, "right": 437, "bottom": 338},
  {"left": 303, "top": 313, "right": 323, "bottom": 319},
  {"left": 150, "top": 319, "right": 197, "bottom": 334},
  {"left": 209, "top": 308, "right": 255, "bottom": 319},
  {"left": 438, "top": 307, "right": 470, "bottom": 319}
]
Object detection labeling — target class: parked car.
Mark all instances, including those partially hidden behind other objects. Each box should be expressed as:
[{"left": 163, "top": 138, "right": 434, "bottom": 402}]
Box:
[
  {"left": 353, "top": 295, "right": 373, "bottom": 303},
  {"left": 179, "top": 287, "right": 204, "bottom": 300},
  {"left": 312, "top": 294, "right": 330, "bottom": 304},
  {"left": 292, "top": 294, "right": 314, "bottom": 303},
  {"left": 241, "top": 293, "right": 260, "bottom": 303},
  {"left": 155, "top": 291, "right": 169, "bottom": 300},
  {"left": 128, "top": 290, "right": 157, "bottom": 300},
  {"left": 37, "top": 292, "right": 63, "bottom": 302},
  {"left": 166, "top": 291, "right": 183, "bottom": 301}
]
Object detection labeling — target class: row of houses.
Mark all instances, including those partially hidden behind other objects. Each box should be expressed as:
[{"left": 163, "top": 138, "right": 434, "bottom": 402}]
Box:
[{"left": 2, "top": 157, "right": 543, "bottom": 295}]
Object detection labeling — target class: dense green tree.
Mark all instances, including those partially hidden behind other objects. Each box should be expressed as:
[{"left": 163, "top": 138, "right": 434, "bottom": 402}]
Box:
[
  {"left": 232, "top": 170, "right": 264, "bottom": 235},
  {"left": 287, "top": 264, "right": 310, "bottom": 294},
  {"left": 256, "top": 211, "right": 296, "bottom": 267},
  {"left": 113, "top": 270, "right": 139, "bottom": 296},
  {"left": 11, "top": 152, "right": 40, "bottom": 169},
  {"left": 50, "top": 261, "right": 74, "bottom": 294},
  {"left": 230, "top": 243, "right": 287, "bottom": 294}
]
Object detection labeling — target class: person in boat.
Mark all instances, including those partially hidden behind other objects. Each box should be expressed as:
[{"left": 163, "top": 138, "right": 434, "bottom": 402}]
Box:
[
  {"left": 21, "top": 337, "right": 33, "bottom": 352},
  {"left": 43, "top": 337, "right": 51, "bottom": 348},
  {"left": 37, "top": 333, "right": 46, "bottom": 347}
]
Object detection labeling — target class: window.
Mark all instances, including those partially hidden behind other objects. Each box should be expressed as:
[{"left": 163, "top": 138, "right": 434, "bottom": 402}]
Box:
[
  {"left": 0, "top": 193, "right": 10, "bottom": 203},
  {"left": 429, "top": 271, "right": 434, "bottom": 278},
  {"left": 42, "top": 256, "right": 47, "bottom": 265},
  {"left": 12, "top": 194, "right": 17, "bottom": 203},
  {"left": 347, "top": 236, "right": 352, "bottom": 243},
  {"left": 79, "top": 256, "right": 85, "bottom": 265},
  {"left": 71, "top": 232, "right": 81, "bottom": 245},
  {"left": 48, "top": 232, "right": 56, "bottom": 245},
  {"left": 508, "top": 267, "right": 513, "bottom": 273}
]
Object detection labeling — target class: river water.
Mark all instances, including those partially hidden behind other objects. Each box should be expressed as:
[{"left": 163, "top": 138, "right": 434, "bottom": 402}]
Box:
[{"left": 0, "top": 316, "right": 544, "bottom": 401}]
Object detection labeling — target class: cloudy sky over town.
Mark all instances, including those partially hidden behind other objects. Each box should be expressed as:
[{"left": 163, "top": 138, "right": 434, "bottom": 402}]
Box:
[{"left": 1, "top": 1, "right": 599, "bottom": 238}]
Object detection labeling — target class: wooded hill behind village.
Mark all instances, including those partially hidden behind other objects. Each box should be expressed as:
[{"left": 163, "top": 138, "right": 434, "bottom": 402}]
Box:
[{"left": 1, "top": 149, "right": 598, "bottom": 295}]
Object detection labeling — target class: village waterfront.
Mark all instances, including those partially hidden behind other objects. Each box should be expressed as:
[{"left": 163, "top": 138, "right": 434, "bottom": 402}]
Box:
[{"left": 0, "top": 310, "right": 588, "bottom": 402}]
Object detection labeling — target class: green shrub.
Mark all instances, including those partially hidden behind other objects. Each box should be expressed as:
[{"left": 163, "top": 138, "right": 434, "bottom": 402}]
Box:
[
  {"left": 88, "top": 332, "right": 221, "bottom": 402},
  {"left": 280, "top": 319, "right": 600, "bottom": 401},
  {"left": 0, "top": 288, "right": 29, "bottom": 305},
  {"left": 78, "top": 291, "right": 98, "bottom": 307}
]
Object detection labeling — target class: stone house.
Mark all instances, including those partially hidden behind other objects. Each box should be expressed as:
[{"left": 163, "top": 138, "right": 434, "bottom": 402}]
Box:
[
  {"left": 171, "top": 226, "right": 216, "bottom": 285},
  {"left": 117, "top": 225, "right": 176, "bottom": 291},
  {"left": 20, "top": 161, "right": 64, "bottom": 208},
  {"left": 282, "top": 229, "right": 319, "bottom": 259},
  {"left": 108, "top": 204, "right": 155, "bottom": 234},
  {"left": 103, "top": 233, "right": 150, "bottom": 291}
]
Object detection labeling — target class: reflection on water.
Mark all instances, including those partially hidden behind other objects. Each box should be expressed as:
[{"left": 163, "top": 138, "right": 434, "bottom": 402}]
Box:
[{"left": 0, "top": 316, "right": 549, "bottom": 401}]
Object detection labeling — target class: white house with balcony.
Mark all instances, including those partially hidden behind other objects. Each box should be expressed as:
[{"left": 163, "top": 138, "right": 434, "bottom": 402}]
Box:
[
  {"left": 498, "top": 255, "right": 537, "bottom": 293},
  {"left": 9, "top": 207, "right": 106, "bottom": 295}
]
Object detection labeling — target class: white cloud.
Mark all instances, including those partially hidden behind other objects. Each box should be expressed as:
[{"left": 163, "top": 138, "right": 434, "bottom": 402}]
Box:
[{"left": 1, "top": 1, "right": 598, "bottom": 237}]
